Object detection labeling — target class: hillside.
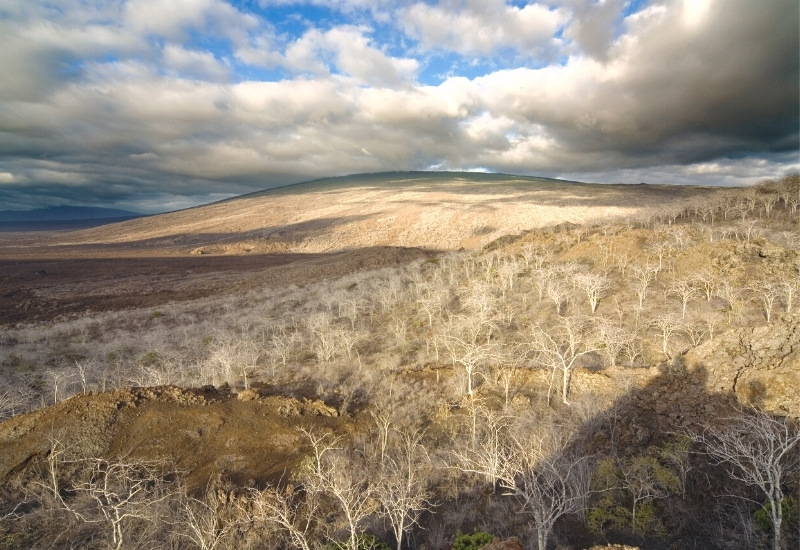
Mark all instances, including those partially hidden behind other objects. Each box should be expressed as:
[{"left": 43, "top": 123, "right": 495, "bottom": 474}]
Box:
[
  {"left": 57, "top": 172, "right": 718, "bottom": 254},
  {"left": 0, "top": 175, "right": 797, "bottom": 550}
]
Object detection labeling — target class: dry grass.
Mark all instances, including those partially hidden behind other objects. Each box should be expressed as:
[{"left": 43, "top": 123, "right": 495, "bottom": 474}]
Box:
[
  {"left": 12, "top": 172, "right": 721, "bottom": 255},
  {"left": 0, "top": 173, "right": 797, "bottom": 550}
]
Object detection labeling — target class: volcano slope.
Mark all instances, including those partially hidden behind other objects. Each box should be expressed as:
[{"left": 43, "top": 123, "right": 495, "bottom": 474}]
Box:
[
  {"left": 0, "top": 172, "right": 716, "bottom": 323},
  {"left": 3, "top": 174, "right": 799, "bottom": 549},
  {"left": 60, "top": 171, "right": 716, "bottom": 253}
]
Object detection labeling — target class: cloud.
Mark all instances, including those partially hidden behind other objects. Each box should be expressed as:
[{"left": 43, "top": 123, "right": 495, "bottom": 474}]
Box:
[
  {"left": 466, "top": 0, "right": 799, "bottom": 170},
  {"left": 163, "top": 44, "right": 230, "bottom": 81},
  {"left": 558, "top": 0, "right": 626, "bottom": 59},
  {"left": 556, "top": 152, "right": 800, "bottom": 187},
  {"left": 124, "top": 0, "right": 258, "bottom": 42},
  {"left": 270, "top": 26, "right": 419, "bottom": 86},
  {"left": 234, "top": 33, "right": 283, "bottom": 68},
  {"left": 400, "top": 0, "right": 565, "bottom": 58},
  {"left": 0, "top": 0, "right": 796, "bottom": 211}
]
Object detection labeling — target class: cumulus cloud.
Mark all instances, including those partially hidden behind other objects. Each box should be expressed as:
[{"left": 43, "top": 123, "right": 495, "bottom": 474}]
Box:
[
  {"left": 0, "top": 0, "right": 797, "bottom": 211},
  {"left": 272, "top": 26, "right": 420, "bottom": 86},
  {"left": 163, "top": 44, "right": 229, "bottom": 81},
  {"left": 401, "top": 0, "right": 565, "bottom": 58},
  {"left": 558, "top": 0, "right": 626, "bottom": 59},
  {"left": 124, "top": 0, "right": 258, "bottom": 42},
  {"left": 234, "top": 33, "right": 284, "bottom": 68}
]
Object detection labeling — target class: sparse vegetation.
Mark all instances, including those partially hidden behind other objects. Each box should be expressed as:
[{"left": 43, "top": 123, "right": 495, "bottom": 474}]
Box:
[{"left": 0, "top": 174, "right": 798, "bottom": 549}]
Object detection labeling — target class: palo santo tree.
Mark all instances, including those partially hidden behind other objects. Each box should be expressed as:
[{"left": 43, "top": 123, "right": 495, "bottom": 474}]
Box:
[
  {"left": 374, "top": 429, "right": 433, "bottom": 550},
  {"left": 573, "top": 272, "right": 612, "bottom": 314},
  {"left": 529, "top": 316, "right": 598, "bottom": 405},
  {"left": 694, "top": 410, "right": 800, "bottom": 550},
  {"left": 43, "top": 442, "right": 177, "bottom": 550},
  {"left": 454, "top": 423, "right": 592, "bottom": 550}
]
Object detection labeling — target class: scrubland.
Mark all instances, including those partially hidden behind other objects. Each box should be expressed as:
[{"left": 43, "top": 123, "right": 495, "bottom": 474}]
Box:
[
  {"left": 0, "top": 175, "right": 799, "bottom": 550},
  {"left": 53, "top": 172, "right": 718, "bottom": 254}
]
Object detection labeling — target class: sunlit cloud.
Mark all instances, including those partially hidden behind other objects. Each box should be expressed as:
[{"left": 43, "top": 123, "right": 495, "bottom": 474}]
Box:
[{"left": 0, "top": 0, "right": 796, "bottom": 211}]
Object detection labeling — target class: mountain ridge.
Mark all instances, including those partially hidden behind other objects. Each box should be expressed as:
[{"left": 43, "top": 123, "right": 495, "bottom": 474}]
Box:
[{"left": 53, "top": 171, "right": 721, "bottom": 254}]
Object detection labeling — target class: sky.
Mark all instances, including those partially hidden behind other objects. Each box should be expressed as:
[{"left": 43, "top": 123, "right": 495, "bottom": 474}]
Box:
[{"left": 0, "top": 0, "right": 798, "bottom": 213}]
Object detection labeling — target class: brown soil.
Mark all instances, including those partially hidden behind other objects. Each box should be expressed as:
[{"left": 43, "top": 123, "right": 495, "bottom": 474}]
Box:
[
  {"left": 0, "top": 386, "right": 349, "bottom": 490},
  {"left": 0, "top": 246, "right": 434, "bottom": 324}
]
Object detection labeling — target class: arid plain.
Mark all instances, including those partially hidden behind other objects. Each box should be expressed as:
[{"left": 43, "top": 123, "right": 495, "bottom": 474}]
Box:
[{"left": 0, "top": 172, "right": 716, "bottom": 323}]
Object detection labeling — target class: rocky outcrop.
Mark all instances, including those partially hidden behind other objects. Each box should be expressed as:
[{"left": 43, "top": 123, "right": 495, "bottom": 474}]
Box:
[
  {"left": 0, "top": 386, "right": 348, "bottom": 488},
  {"left": 686, "top": 313, "right": 799, "bottom": 416}
]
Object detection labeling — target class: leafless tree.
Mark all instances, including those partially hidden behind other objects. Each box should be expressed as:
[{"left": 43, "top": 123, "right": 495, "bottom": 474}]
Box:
[
  {"left": 74, "top": 359, "right": 92, "bottom": 395},
  {"left": 48, "top": 452, "right": 176, "bottom": 550},
  {"left": 665, "top": 226, "right": 690, "bottom": 249},
  {"left": 545, "top": 278, "right": 571, "bottom": 316},
  {"left": 704, "top": 313, "right": 722, "bottom": 343},
  {"left": 444, "top": 335, "right": 494, "bottom": 397},
  {"left": 532, "top": 266, "right": 554, "bottom": 301},
  {"left": 621, "top": 334, "right": 643, "bottom": 367},
  {"left": 521, "top": 243, "right": 553, "bottom": 270},
  {"left": 650, "top": 314, "right": 682, "bottom": 359},
  {"left": 668, "top": 277, "right": 699, "bottom": 319},
  {"left": 694, "top": 409, "right": 800, "bottom": 550},
  {"left": 0, "top": 390, "right": 26, "bottom": 420},
  {"left": 491, "top": 347, "right": 527, "bottom": 410},
  {"left": 417, "top": 292, "right": 444, "bottom": 328},
  {"left": 719, "top": 279, "right": 745, "bottom": 324},
  {"left": 375, "top": 430, "right": 433, "bottom": 550},
  {"left": 46, "top": 368, "right": 73, "bottom": 405},
  {"left": 176, "top": 478, "right": 242, "bottom": 550},
  {"left": 250, "top": 485, "right": 319, "bottom": 550},
  {"left": 208, "top": 337, "right": 259, "bottom": 389},
  {"left": 658, "top": 436, "right": 693, "bottom": 498},
  {"left": 459, "top": 281, "right": 498, "bottom": 327},
  {"left": 390, "top": 318, "right": 409, "bottom": 349},
  {"left": 646, "top": 241, "right": 672, "bottom": 271},
  {"left": 453, "top": 406, "right": 511, "bottom": 490},
  {"left": 739, "top": 219, "right": 762, "bottom": 242},
  {"left": 693, "top": 268, "right": 718, "bottom": 302},
  {"left": 780, "top": 276, "right": 798, "bottom": 313},
  {"left": 371, "top": 410, "right": 393, "bottom": 466},
  {"left": 303, "top": 430, "right": 376, "bottom": 550},
  {"left": 496, "top": 257, "right": 523, "bottom": 298},
  {"left": 787, "top": 197, "right": 799, "bottom": 215},
  {"left": 760, "top": 194, "right": 779, "bottom": 218},
  {"left": 594, "top": 318, "right": 630, "bottom": 368},
  {"left": 750, "top": 279, "right": 782, "bottom": 323},
  {"left": 631, "top": 264, "right": 658, "bottom": 310},
  {"left": 455, "top": 426, "right": 592, "bottom": 550},
  {"left": 682, "top": 320, "right": 707, "bottom": 347},
  {"left": 376, "top": 279, "right": 406, "bottom": 313},
  {"left": 268, "top": 328, "right": 297, "bottom": 376},
  {"left": 443, "top": 314, "right": 497, "bottom": 396},
  {"left": 614, "top": 252, "right": 632, "bottom": 278},
  {"left": 529, "top": 317, "right": 598, "bottom": 405},
  {"left": 573, "top": 272, "right": 612, "bottom": 314},
  {"left": 338, "top": 328, "right": 363, "bottom": 360},
  {"left": 307, "top": 314, "right": 354, "bottom": 364},
  {"left": 339, "top": 296, "right": 364, "bottom": 330}
]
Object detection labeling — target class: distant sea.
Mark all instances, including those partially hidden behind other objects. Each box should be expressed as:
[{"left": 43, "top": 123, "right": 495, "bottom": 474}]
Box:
[{"left": 0, "top": 216, "right": 140, "bottom": 232}]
